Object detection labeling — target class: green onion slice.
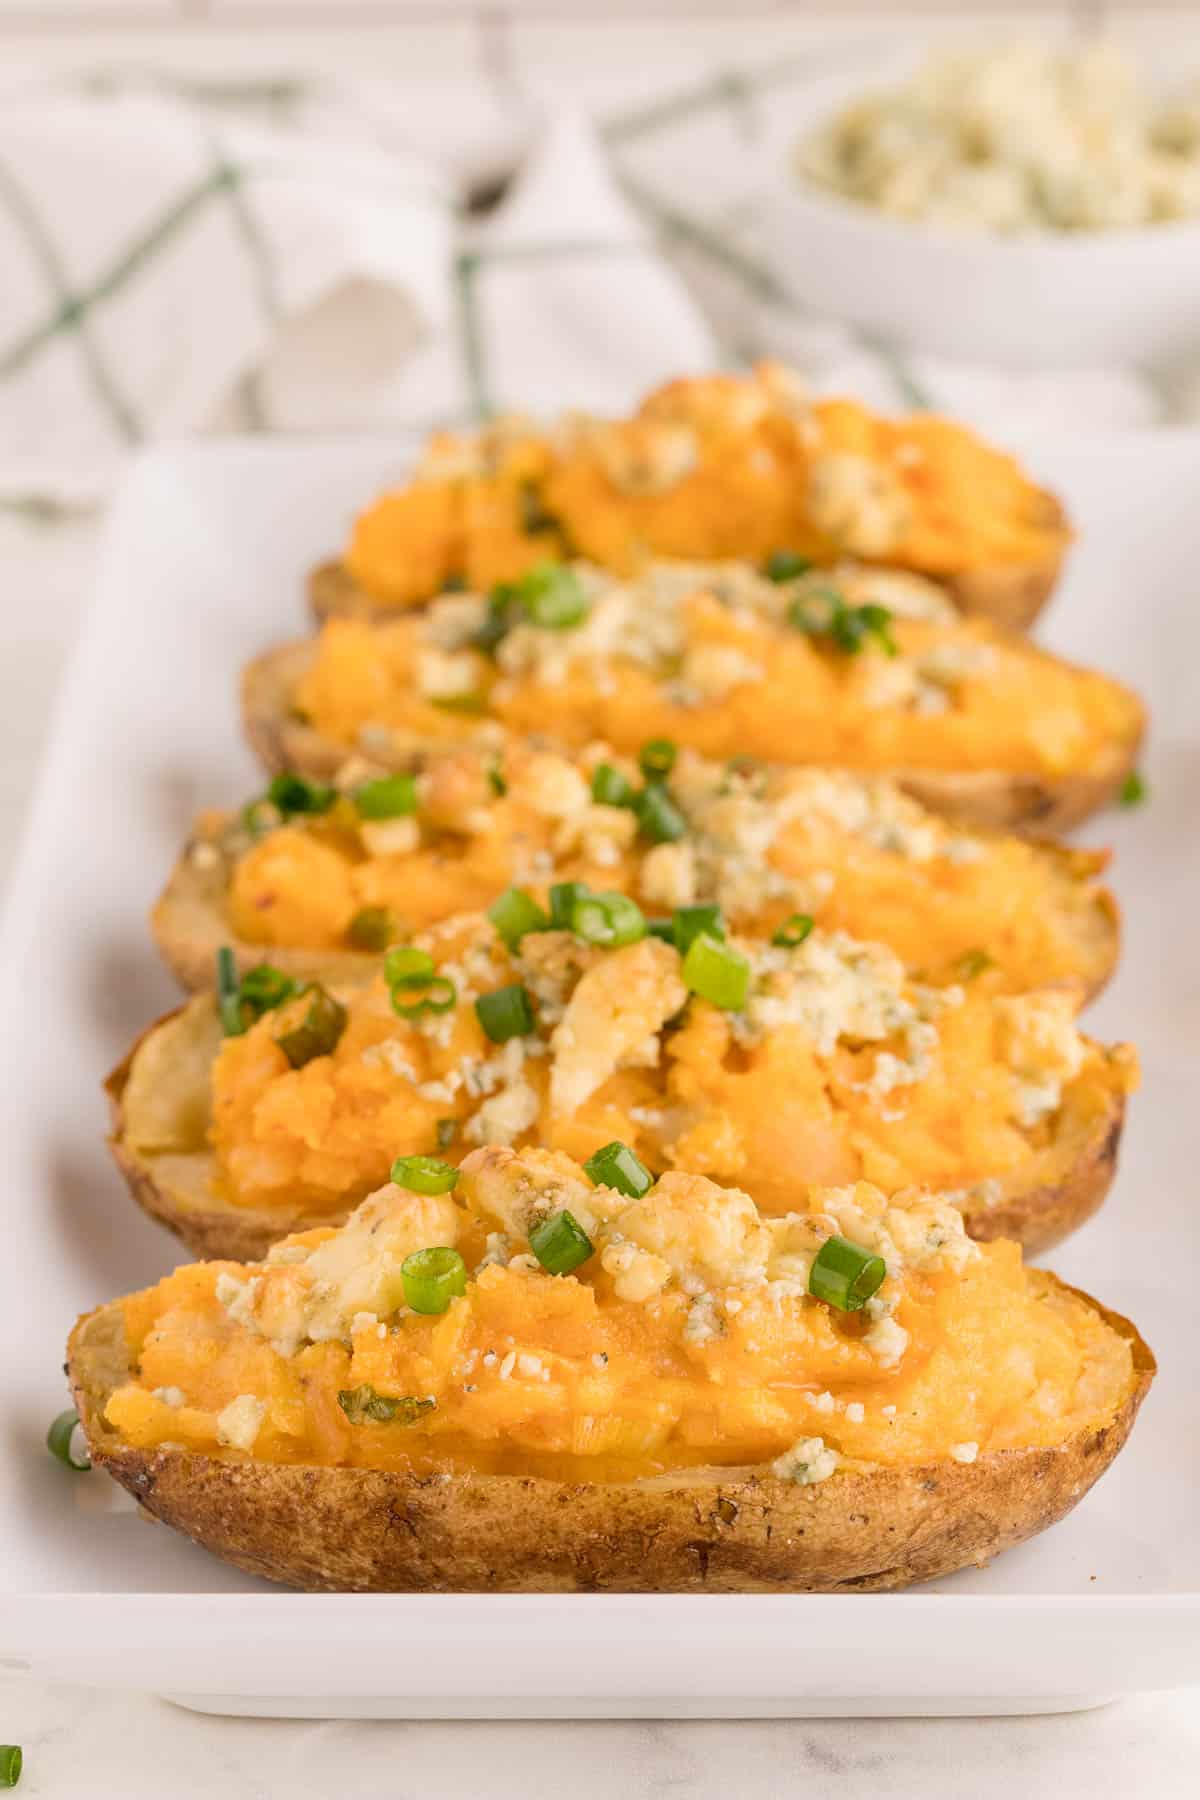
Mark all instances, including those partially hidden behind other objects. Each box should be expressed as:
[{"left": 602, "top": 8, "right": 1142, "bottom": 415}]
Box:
[
  {"left": 529, "top": 1209, "right": 594, "bottom": 1275},
  {"left": 583, "top": 1139, "right": 653, "bottom": 1199},
  {"left": 548, "top": 881, "right": 590, "bottom": 929},
  {"left": 682, "top": 932, "right": 751, "bottom": 1011},
  {"left": 266, "top": 772, "right": 337, "bottom": 816},
  {"left": 772, "top": 912, "right": 815, "bottom": 948},
  {"left": 1120, "top": 770, "right": 1147, "bottom": 808},
  {"left": 401, "top": 1246, "right": 468, "bottom": 1315},
  {"left": 634, "top": 783, "right": 687, "bottom": 845},
  {"left": 390, "top": 975, "right": 457, "bottom": 1018},
  {"left": 436, "top": 1118, "right": 459, "bottom": 1151},
  {"left": 591, "top": 762, "right": 635, "bottom": 808},
  {"left": 646, "top": 917, "right": 676, "bottom": 942},
  {"left": 488, "top": 762, "right": 508, "bottom": 797},
  {"left": 0, "top": 1747, "right": 21, "bottom": 1789},
  {"left": 488, "top": 886, "right": 550, "bottom": 949},
  {"left": 390, "top": 1155, "right": 459, "bottom": 1195},
  {"left": 275, "top": 985, "right": 348, "bottom": 1068},
  {"left": 952, "top": 946, "right": 994, "bottom": 982},
  {"left": 345, "top": 905, "right": 397, "bottom": 952},
  {"left": 808, "top": 1234, "right": 887, "bottom": 1312},
  {"left": 570, "top": 890, "right": 646, "bottom": 948},
  {"left": 337, "top": 1385, "right": 437, "bottom": 1426},
  {"left": 516, "top": 562, "right": 588, "bottom": 629},
  {"left": 638, "top": 738, "right": 677, "bottom": 780},
  {"left": 216, "top": 945, "right": 244, "bottom": 1036},
  {"left": 46, "top": 1409, "right": 90, "bottom": 1472},
  {"left": 355, "top": 773, "right": 417, "bottom": 820},
  {"left": 765, "top": 549, "right": 813, "bottom": 583},
  {"left": 672, "top": 903, "right": 725, "bottom": 956},
  {"left": 385, "top": 946, "right": 435, "bottom": 987},
  {"left": 475, "top": 983, "right": 536, "bottom": 1043}
]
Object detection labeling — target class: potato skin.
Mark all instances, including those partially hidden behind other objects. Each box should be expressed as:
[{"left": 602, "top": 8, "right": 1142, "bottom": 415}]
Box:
[
  {"left": 243, "top": 632, "right": 1139, "bottom": 838},
  {"left": 67, "top": 1283, "right": 1153, "bottom": 1594},
  {"left": 106, "top": 997, "right": 1129, "bottom": 1263},
  {"left": 308, "top": 545, "right": 1064, "bottom": 635}
]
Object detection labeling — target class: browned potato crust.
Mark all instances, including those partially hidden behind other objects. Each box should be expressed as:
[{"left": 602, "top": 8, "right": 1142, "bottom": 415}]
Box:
[
  {"left": 308, "top": 537, "right": 1065, "bottom": 636},
  {"left": 241, "top": 635, "right": 1138, "bottom": 838},
  {"left": 105, "top": 995, "right": 1130, "bottom": 1263},
  {"left": 67, "top": 1281, "right": 1153, "bottom": 1593}
]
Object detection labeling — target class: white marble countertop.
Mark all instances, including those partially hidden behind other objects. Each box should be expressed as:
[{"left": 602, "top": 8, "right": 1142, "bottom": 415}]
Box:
[{"left": 2, "top": 495, "right": 1198, "bottom": 1798}]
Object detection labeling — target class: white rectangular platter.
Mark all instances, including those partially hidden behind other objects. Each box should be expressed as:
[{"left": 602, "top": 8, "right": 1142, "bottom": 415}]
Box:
[{"left": 0, "top": 434, "right": 1197, "bottom": 1718}]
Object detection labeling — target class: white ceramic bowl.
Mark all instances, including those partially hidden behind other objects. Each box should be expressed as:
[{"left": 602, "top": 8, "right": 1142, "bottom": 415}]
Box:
[{"left": 756, "top": 57, "right": 1200, "bottom": 372}]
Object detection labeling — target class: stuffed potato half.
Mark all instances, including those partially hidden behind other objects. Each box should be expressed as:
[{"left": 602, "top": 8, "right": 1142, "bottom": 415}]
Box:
[
  {"left": 109, "top": 908, "right": 1135, "bottom": 1262},
  {"left": 69, "top": 1145, "right": 1153, "bottom": 1594},
  {"left": 247, "top": 559, "right": 1144, "bottom": 837},
  {"left": 151, "top": 739, "right": 1120, "bottom": 1000},
  {"left": 313, "top": 365, "right": 1069, "bottom": 632}
]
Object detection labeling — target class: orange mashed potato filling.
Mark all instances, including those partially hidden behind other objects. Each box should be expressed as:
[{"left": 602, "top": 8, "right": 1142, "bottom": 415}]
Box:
[
  {"left": 295, "top": 596, "right": 1142, "bottom": 783},
  {"left": 103, "top": 1147, "right": 1133, "bottom": 1482},
  {"left": 220, "top": 744, "right": 1113, "bottom": 995},
  {"left": 208, "top": 920, "right": 1134, "bottom": 1219},
  {"left": 344, "top": 367, "right": 1067, "bottom": 607}
]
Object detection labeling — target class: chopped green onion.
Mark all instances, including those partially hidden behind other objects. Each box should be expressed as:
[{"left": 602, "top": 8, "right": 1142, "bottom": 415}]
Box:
[
  {"left": 337, "top": 1385, "right": 437, "bottom": 1426},
  {"left": 516, "top": 562, "right": 588, "bottom": 629},
  {"left": 789, "top": 587, "right": 895, "bottom": 657},
  {"left": 390, "top": 975, "right": 457, "bottom": 1018},
  {"left": 476, "top": 585, "right": 521, "bottom": 653},
  {"left": 682, "top": 932, "right": 751, "bottom": 1011},
  {"left": 529, "top": 1209, "right": 594, "bottom": 1275},
  {"left": 354, "top": 773, "right": 417, "bottom": 819},
  {"left": 634, "top": 783, "right": 687, "bottom": 845},
  {"left": 583, "top": 1139, "right": 653, "bottom": 1199},
  {"left": 591, "top": 762, "right": 635, "bottom": 808},
  {"left": 646, "top": 917, "right": 676, "bottom": 942},
  {"left": 548, "top": 881, "right": 590, "bottom": 929},
  {"left": 952, "top": 946, "right": 994, "bottom": 982},
  {"left": 808, "top": 1234, "right": 887, "bottom": 1312},
  {"left": 638, "top": 738, "right": 677, "bottom": 781},
  {"left": 765, "top": 549, "right": 814, "bottom": 583},
  {"left": 266, "top": 772, "right": 337, "bottom": 816},
  {"left": 1119, "top": 770, "right": 1147, "bottom": 808},
  {"left": 385, "top": 946, "right": 435, "bottom": 987},
  {"left": 346, "top": 905, "right": 397, "bottom": 952},
  {"left": 570, "top": 890, "right": 646, "bottom": 947},
  {"left": 488, "top": 762, "right": 508, "bottom": 797},
  {"left": 46, "top": 1409, "right": 90, "bottom": 1472},
  {"left": 488, "top": 886, "right": 549, "bottom": 949},
  {"left": 672, "top": 903, "right": 725, "bottom": 956},
  {"left": 216, "top": 952, "right": 299, "bottom": 1036},
  {"left": 390, "top": 1155, "right": 459, "bottom": 1195},
  {"left": 475, "top": 983, "right": 536, "bottom": 1042},
  {"left": 772, "top": 912, "right": 815, "bottom": 948},
  {"left": 436, "top": 1118, "right": 459, "bottom": 1151},
  {"left": 401, "top": 1246, "right": 468, "bottom": 1315},
  {"left": 216, "top": 945, "right": 244, "bottom": 1036},
  {"left": 275, "top": 985, "right": 347, "bottom": 1068},
  {"left": 0, "top": 1748, "right": 21, "bottom": 1789}
]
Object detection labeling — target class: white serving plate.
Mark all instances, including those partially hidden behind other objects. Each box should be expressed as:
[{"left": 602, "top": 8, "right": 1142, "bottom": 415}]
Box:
[
  {"left": 754, "top": 48, "right": 1200, "bottom": 371},
  {"left": 0, "top": 435, "right": 1197, "bottom": 1719}
]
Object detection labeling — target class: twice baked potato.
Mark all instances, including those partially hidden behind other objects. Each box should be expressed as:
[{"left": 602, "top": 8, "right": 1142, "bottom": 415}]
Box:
[
  {"left": 248, "top": 559, "right": 1144, "bottom": 836},
  {"left": 314, "top": 364, "right": 1069, "bottom": 631},
  {"left": 152, "top": 741, "right": 1120, "bottom": 999},
  {"left": 110, "top": 907, "right": 1135, "bottom": 1261},
  {"left": 69, "top": 1144, "right": 1154, "bottom": 1593}
]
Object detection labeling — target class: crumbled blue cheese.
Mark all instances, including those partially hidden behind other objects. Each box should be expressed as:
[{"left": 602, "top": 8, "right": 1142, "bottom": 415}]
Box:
[
  {"left": 216, "top": 1394, "right": 266, "bottom": 1452},
  {"left": 771, "top": 1435, "right": 839, "bottom": 1485},
  {"left": 742, "top": 929, "right": 918, "bottom": 1054},
  {"left": 599, "top": 1239, "right": 672, "bottom": 1302},
  {"left": 152, "top": 1386, "right": 185, "bottom": 1408},
  {"left": 806, "top": 452, "right": 912, "bottom": 558},
  {"left": 950, "top": 1441, "right": 979, "bottom": 1465}
]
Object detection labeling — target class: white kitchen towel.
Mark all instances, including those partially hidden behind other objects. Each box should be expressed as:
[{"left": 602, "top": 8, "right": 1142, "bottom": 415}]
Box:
[{"left": 0, "top": 66, "right": 1170, "bottom": 508}]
